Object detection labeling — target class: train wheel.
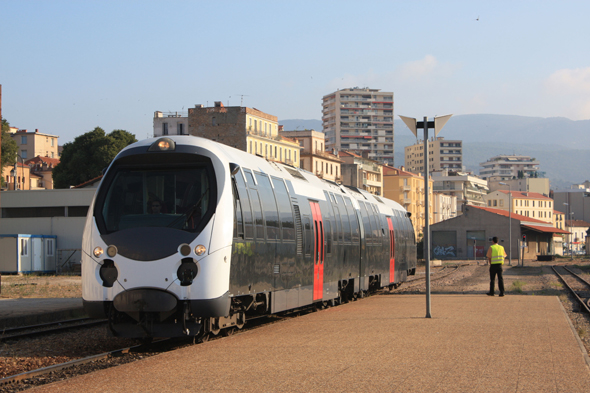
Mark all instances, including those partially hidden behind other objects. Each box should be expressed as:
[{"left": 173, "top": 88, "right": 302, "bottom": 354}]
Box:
[
  {"left": 223, "top": 327, "right": 237, "bottom": 336},
  {"left": 197, "top": 332, "right": 210, "bottom": 343}
]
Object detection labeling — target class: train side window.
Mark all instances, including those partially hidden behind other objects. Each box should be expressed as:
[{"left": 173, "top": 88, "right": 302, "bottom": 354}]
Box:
[
  {"left": 335, "top": 194, "right": 351, "bottom": 243},
  {"left": 324, "top": 219, "right": 332, "bottom": 254},
  {"left": 333, "top": 204, "right": 343, "bottom": 243},
  {"left": 255, "top": 172, "right": 280, "bottom": 242},
  {"left": 272, "top": 177, "right": 295, "bottom": 241},
  {"left": 358, "top": 201, "right": 373, "bottom": 246},
  {"left": 231, "top": 174, "right": 244, "bottom": 238},
  {"left": 303, "top": 215, "right": 312, "bottom": 256},
  {"left": 344, "top": 197, "right": 360, "bottom": 243},
  {"left": 249, "top": 188, "right": 265, "bottom": 241},
  {"left": 367, "top": 203, "right": 381, "bottom": 242},
  {"left": 233, "top": 170, "right": 253, "bottom": 240}
]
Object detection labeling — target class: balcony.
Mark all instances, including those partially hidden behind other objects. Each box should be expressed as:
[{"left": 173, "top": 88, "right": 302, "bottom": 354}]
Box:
[{"left": 400, "top": 185, "right": 411, "bottom": 191}]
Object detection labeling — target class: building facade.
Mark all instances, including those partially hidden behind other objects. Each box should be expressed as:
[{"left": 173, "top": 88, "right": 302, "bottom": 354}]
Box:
[
  {"left": 483, "top": 190, "right": 554, "bottom": 224},
  {"left": 156, "top": 102, "right": 302, "bottom": 167},
  {"left": 404, "top": 137, "right": 462, "bottom": 174},
  {"left": 433, "top": 192, "right": 458, "bottom": 223},
  {"left": 487, "top": 177, "right": 550, "bottom": 196},
  {"left": 279, "top": 129, "right": 342, "bottom": 183},
  {"left": 10, "top": 129, "right": 59, "bottom": 160},
  {"left": 382, "top": 165, "right": 433, "bottom": 237},
  {"left": 339, "top": 151, "right": 383, "bottom": 196},
  {"left": 154, "top": 111, "right": 189, "bottom": 137},
  {"left": 322, "top": 88, "right": 394, "bottom": 165},
  {"left": 552, "top": 188, "right": 590, "bottom": 225},
  {"left": 564, "top": 220, "right": 590, "bottom": 254},
  {"left": 431, "top": 169, "right": 489, "bottom": 214},
  {"left": 479, "top": 154, "right": 541, "bottom": 180}
]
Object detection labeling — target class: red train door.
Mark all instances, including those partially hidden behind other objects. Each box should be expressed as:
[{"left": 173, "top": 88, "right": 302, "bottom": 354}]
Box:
[
  {"left": 310, "top": 201, "right": 324, "bottom": 301},
  {"left": 387, "top": 217, "right": 395, "bottom": 284}
]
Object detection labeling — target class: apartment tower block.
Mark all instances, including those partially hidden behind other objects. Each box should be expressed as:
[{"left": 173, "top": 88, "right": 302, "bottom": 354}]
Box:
[{"left": 322, "top": 88, "right": 394, "bottom": 165}]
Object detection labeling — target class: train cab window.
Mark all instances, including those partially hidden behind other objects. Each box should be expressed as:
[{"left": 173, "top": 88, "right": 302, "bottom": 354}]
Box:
[
  {"left": 249, "top": 188, "right": 265, "bottom": 241},
  {"left": 272, "top": 177, "right": 295, "bottom": 241},
  {"left": 255, "top": 172, "right": 280, "bottom": 241},
  {"left": 97, "top": 163, "right": 214, "bottom": 234}
]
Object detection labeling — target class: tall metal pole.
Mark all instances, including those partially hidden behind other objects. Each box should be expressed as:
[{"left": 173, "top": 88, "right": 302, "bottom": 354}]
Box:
[{"left": 423, "top": 116, "right": 431, "bottom": 318}]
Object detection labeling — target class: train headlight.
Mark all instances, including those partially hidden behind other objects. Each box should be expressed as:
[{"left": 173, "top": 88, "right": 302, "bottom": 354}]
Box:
[
  {"left": 179, "top": 244, "right": 191, "bottom": 256},
  {"left": 93, "top": 247, "right": 104, "bottom": 258},
  {"left": 107, "top": 245, "right": 118, "bottom": 257},
  {"left": 148, "top": 137, "right": 176, "bottom": 152},
  {"left": 194, "top": 244, "right": 206, "bottom": 256}
]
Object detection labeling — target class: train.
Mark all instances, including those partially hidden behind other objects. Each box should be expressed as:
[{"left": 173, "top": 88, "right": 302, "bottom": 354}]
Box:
[{"left": 82, "top": 136, "right": 417, "bottom": 338}]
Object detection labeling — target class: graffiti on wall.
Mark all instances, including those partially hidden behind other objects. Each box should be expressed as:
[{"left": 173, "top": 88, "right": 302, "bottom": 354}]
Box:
[{"left": 433, "top": 245, "right": 456, "bottom": 257}]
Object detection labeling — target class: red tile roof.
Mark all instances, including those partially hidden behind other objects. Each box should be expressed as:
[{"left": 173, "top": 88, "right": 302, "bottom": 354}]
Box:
[
  {"left": 25, "top": 155, "right": 60, "bottom": 167},
  {"left": 470, "top": 206, "right": 548, "bottom": 224},
  {"left": 522, "top": 224, "right": 571, "bottom": 234},
  {"left": 565, "top": 220, "right": 590, "bottom": 227},
  {"left": 497, "top": 190, "right": 551, "bottom": 200}
]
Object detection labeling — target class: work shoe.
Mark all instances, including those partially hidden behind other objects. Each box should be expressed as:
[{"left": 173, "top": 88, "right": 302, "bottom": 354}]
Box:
[
  {"left": 486, "top": 292, "right": 494, "bottom": 296},
  {"left": 499, "top": 293, "right": 505, "bottom": 297}
]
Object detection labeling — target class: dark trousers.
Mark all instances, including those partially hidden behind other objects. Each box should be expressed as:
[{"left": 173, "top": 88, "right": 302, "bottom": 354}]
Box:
[{"left": 489, "top": 264, "right": 504, "bottom": 295}]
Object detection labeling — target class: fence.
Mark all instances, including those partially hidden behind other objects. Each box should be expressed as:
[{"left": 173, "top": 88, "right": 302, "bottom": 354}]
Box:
[{"left": 57, "top": 249, "right": 81, "bottom": 274}]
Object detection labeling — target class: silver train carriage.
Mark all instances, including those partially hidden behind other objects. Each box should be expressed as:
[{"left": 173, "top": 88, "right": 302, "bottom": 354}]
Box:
[{"left": 82, "top": 136, "right": 417, "bottom": 338}]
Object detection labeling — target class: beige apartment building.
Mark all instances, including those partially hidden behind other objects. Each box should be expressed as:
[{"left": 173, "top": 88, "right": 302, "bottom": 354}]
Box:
[
  {"left": 322, "top": 87, "right": 394, "bottom": 165},
  {"left": 483, "top": 190, "right": 554, "bottom": 223},
  {"left": 279, "top": 129, "right": 342, "bottom": 183},
  {"left": 339, "top": 151, "right": 383, "bottom": 196},
  {"left": 554, "top": 210, "right": 565, "bottom": 230},
  {"left": 488, "top": 176, "right": 550, "bottom": 196},
  {"left": 165, "top": 102, "right": 303, "bottom": 167},
  {"left": 1, "top": 162, "right": 30, "bottom": 190},
  {"left": 479, "top": 154, "right": 540, "bottom": 180},
  {"left": 10, "top": 129, "right": 59, "bottom": 160},
  {"left": 433, "top": 192, "right": 458, "bottom": 223},
  {"left": 404, "top": 137, "right": 462, "bottom": 174},
  {"left": 382, "top": 166, "right": 433, "bottom": 237}
]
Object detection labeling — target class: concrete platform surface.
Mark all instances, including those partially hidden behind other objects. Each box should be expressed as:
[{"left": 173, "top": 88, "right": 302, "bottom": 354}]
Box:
[
  {"left": 32, "top": 294, "right": 590, "bottom": 393},
  {"left": 0, "top": 298, "right": 85, "bottom": 328}
]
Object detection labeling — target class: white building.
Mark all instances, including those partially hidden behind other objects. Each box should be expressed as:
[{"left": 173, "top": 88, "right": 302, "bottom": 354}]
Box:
[
  {"left": 322, "top": 87, "right": 394, "bottom": 165},
  {"left": 479, "top": 154, "right": 540, "bottom": 180},
  {"left": 153, "top": 111, "right": 189, "bottom": 137},
  {"left": 431, "top": 169, "right": 489, "bottom": 214}
]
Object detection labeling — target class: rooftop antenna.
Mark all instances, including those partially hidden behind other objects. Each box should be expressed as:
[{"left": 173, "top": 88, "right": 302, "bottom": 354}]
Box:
[{"left": 235, "top": 94, "right": 250, "bottom": 106}]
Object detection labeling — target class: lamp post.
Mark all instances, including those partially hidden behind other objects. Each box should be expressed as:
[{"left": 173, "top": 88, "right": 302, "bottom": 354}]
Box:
[
  {"left": 399, "top": 114, "right": 452, "bottom": 319},
  {"left": 10, "top": 154, "right": 25, "bottom": 190},
  {"left": 563, "top": 202, "right": 572, "bottom": 255},
  {"left": 570, "top": 211, "right": 574, "bottom": 260},
  {"left": 499, "top": 182, "right": 512, "bottom": 266}
]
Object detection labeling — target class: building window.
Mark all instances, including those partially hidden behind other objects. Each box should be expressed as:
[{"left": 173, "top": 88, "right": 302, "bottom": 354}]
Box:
[
  {"left": 493, "top": 200, "right": 497, "bottom": 207},
  {"left": 46, "top": 239, "right": 55, "bottom": 256},
  {"left": 178, "top": 123, "right": 184, "bottom": 135},
  {"left": 162, "top": 123, "right": 168, "bottom": 135},
  {"left": 250, "top": 141, "right": 253, "bottom": 153},
  {"left": 212, "top": 117, "right": 216, "bottom": 126},
  {"left": 21, "top": 150, "right": 28, "bottom": 159},
  {"left": 21, "top": 136, "right": 27, "bottom": 144},
  {"left": 21, "top": 238, "right": 29, "bottom": 256}
]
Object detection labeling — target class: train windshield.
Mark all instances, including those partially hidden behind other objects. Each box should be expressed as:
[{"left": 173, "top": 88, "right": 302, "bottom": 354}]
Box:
[{"left": 99, "top": 166, "right": 212, "bottom": 233}]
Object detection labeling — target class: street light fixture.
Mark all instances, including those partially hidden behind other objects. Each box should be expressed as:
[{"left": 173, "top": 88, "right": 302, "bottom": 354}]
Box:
[
  {"left": 10, "top": 154, "right": 25, "bottom": 190},
  {"left": 399, "top": 114, "right": 452, "bottom": 319},
  {"left": 563, "top": 202, "right": 572, "bottom": 255},
  {"left": 499, "top": 182, "right": 512, "bottom": 266}
]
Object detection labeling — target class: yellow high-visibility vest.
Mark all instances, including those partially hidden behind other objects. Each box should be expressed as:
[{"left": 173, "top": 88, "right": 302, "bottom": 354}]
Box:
[{"left": 490, "top": 244, "right": 505, "bottom": 264}]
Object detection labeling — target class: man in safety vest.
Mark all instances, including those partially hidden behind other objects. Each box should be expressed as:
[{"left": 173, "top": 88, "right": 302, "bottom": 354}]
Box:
[{"left": 486, "top": 236, "right": 506, "bottom": 297}]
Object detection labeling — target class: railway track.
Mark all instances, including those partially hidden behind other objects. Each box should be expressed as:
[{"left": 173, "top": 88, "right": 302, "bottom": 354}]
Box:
[
  {"left": 552, "top": 265, "right": 590, "bottom": 313},
  {"left": 402, "top": 263, "right": 469, "bottom": 287},
  {"left": 1, "top": 318, "right": 107, "bottom": 342}
]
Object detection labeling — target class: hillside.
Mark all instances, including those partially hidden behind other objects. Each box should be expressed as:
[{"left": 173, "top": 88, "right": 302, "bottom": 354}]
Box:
[{"left": 280, "top": 115, "right": 590, "bottom": 188}]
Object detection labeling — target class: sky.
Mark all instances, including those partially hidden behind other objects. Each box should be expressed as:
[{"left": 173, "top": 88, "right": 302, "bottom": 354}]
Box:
[{"left": 2, "top": 0, "right": 590, "bottom": 144}]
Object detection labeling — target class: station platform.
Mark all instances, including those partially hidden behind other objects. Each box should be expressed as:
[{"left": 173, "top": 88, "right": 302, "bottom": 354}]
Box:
[
  {"left": 0, "top": 298, "right": 85, "bottom": 329},
  {"left": 30, "top": 294, "right": 590, "bottom": 393}
]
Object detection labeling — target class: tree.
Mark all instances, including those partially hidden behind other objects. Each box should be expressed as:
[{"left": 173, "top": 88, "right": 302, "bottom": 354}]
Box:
[
  {"left": 52, "top": 127, "right": 137, "bottom": 189},
  {"left": 1, "top": 118, "right": 19, "bottom": 188}
]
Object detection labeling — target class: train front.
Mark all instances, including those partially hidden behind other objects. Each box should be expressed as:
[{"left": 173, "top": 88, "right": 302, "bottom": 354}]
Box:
[{"left": 82, "top": 137, "right": 233, "bottom": 338}]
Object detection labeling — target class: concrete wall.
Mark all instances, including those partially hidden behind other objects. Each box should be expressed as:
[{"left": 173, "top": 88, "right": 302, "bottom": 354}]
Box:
[{"left": 430, "top": 206, "right": 521, "bottom": 260}]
